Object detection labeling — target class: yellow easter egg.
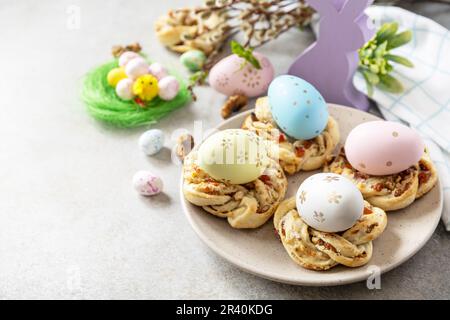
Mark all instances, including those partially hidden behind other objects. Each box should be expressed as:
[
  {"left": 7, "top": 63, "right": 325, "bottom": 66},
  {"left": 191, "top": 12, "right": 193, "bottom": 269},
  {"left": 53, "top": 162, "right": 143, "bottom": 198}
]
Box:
[
  {"left": 107, "top": 67, "right": 127, "bottom": 87},
  {"left": 197, "top": 129, "right": 270, "bottom": 185},
  {"left": 133, "top": 75, "right": 159, "bottom": 101}
]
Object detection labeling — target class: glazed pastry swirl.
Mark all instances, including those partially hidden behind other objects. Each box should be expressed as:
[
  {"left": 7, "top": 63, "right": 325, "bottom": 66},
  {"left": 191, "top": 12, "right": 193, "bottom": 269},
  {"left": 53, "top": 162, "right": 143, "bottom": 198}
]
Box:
[
  {"left": 323, "top": 148, "right": 438, "bottom": 211},
  {"left": 182, "top": 151, "right": 288, "bottom": 229},
  {"left": 242, "top": 97, "right": 340, "bottom": 175},
  {"left": 274, "top": 197, "right": 387, "bottom": 271}
]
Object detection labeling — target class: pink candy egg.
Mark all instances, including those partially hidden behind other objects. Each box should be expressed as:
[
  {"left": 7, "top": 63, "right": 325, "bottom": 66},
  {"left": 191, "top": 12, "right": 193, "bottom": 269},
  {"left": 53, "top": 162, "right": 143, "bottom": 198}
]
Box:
[
  {"left": 125, "top": 57, "right": 149, "bottom": 79},
  {"left": 148, "top": 63, "right": 168, "bottom": 80},
  {"left": 118, "top": 51, "right": 140, "bottom": 67},
  {"left": 132, "top": 171, "right": 163, "bottom": 196},
  {"left": 208, "top": 52, "right": 274, "bottom": 97},
  {"left": 115, "top": 78, "right": 134, "bottom": 100},
  {"left": 345, "top": 121, "right": 424, "bottom": 176},
  {"left": 158, "top": 76, "right": 179, "bottom": 101}
]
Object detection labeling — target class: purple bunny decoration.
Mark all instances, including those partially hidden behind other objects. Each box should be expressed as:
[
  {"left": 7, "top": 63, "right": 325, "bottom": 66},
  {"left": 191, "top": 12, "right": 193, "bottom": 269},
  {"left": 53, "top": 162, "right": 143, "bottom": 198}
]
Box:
[{"left": 288, "top": 0, "right": 375, "bottom": 111}]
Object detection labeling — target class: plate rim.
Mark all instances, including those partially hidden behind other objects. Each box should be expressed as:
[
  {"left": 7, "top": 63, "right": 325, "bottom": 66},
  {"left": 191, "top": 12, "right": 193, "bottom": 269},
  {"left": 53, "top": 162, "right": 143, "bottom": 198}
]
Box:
[{"left": 179, "top": 104, "right": 443, "bottom": 286}]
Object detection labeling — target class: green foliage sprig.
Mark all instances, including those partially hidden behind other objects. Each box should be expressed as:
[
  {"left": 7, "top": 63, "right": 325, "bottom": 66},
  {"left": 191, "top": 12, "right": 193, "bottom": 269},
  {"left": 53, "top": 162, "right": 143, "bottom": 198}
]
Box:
[
  {"left": 358, "top": 22, "right": 413, "bottom": 96},
  {"left": 230, "top": 40, "right": 261, "bottom": 69}
]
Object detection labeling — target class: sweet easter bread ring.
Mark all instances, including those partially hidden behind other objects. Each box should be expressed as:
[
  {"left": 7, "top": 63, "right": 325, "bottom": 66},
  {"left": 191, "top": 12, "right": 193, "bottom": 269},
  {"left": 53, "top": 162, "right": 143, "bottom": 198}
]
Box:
[
  {"left": 242, "top": 97, "right": 340, "bottom": 175},
  {"left": 182, "top": 151, "right": 288, "bottom": 229},
  {"left": 323, "top": 148, "right": 438, "bottom": 211},
  {"left": 274, "top": 197, "right": 387, "bottom": 271}
]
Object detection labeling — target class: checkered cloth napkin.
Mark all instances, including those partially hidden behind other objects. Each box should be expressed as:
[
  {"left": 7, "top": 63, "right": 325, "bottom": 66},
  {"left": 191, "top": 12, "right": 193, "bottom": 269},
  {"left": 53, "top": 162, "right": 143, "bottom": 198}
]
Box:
[{"left": 355, "top": 6, "right": 450, "bottom": 230}]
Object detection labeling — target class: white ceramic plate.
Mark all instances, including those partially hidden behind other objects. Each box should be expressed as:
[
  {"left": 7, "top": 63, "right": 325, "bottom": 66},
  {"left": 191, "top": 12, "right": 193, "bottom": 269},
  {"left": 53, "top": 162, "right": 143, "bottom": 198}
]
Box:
[{"left": 180, "top": 105, "right": 443, "bottom": 286}]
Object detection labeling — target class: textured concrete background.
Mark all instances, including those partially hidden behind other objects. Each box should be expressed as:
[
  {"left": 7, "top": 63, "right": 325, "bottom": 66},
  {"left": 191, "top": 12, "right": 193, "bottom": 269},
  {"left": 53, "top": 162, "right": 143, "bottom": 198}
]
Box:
[{"left": 0, "top": 0, "right": 448, "bottom": 299}]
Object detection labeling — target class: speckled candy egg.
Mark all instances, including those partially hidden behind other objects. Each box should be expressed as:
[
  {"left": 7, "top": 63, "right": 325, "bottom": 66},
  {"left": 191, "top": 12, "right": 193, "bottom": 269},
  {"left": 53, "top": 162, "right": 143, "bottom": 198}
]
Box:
[
  {"left": 118, "top": 51, "right": 140, "bottom": 67},
  {"left": 209, "top": 52, "right": 274, "bottom": 98},
  {"left": 158, "top": 76, "right": 179, "bottom": 101},
  {"left": 345, "top": 121, "right": 424, "bottom": 176},
  {"left": 125, "top": 57, "right": 149, "bottom": 79},
  {"left": 115, "top": 78, "right": 134, "bottom": 100},
  {"left": 268, "top": 75, "right": 329, "bottom": 140},
  {"left": 197, "top": 129, "right": 270, "bottom": 185},
  {"left": 132, "top": 171, "right": 163, "bottom": 196},
  {"left": 296, "top": 173, "right": 364, "bottom": 233},
  {"left": 180, "top": 50, "right": 206, "bottom": 72},
  {"left": 148, "top": 63, "right": 168, "bottom": 80},
  {"left": 139, "top": 129, "right": 164, "bottom": 156}
]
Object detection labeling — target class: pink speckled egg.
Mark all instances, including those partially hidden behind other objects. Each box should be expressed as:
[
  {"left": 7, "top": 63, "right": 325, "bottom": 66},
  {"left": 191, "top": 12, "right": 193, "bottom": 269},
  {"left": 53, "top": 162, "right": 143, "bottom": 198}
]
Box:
[
  {"left": 115, "top": 78, "right": 134, "bottom": 100},
  {"left": 208, "top": 52, "right": 274, "bottom": 98},
  {"left": 158, "top": 76, "right": 179, "bottom": 101},
  {"left": 148, "top": 63, "right": 168, "bottom": 80},
  {"left": 118, "top": 51, "right": 140, "bottom": 67},
  {"left": 345, "top": 121, "right": 424, "bottom": 176},
  {"left": 125, "top": 57, "right": 149, "bottom": 80},
  {"left": 132, "top": 171, "right": 163, "bottom": 196}
]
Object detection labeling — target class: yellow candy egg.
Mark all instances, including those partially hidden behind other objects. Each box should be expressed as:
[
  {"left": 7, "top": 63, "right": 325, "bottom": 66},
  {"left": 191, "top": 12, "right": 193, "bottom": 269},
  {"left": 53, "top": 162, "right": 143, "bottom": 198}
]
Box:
[
  {"left": 133, "top": 75, "right": 159, "bottom": 101},
  {"left": 197, "top": 129, "right": 270, "bottom": 185},
  {"left": 107, "top": 67, "right": 127, "bottom": 88}
]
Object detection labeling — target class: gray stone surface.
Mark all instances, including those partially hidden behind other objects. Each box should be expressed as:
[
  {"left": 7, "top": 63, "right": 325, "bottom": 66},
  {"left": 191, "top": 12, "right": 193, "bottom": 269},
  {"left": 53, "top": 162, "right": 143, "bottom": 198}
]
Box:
[{"left": 0, "top": 0, "right": 448, "bottom": 299}]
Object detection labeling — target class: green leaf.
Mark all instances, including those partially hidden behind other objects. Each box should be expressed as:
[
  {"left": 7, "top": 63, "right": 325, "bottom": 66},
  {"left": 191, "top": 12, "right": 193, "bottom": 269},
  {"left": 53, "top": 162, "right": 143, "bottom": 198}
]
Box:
[
  {"left": 189, "top": 70, "right": 207, "bottom": 84},
  {"left": 360, "top": 69, "right": 378, "bottom": 97},
  {"left": 374, "top": 41, "right": 387, "bottom": 58},
  {"left": 387, "top": 30, "right": 412, "bottom": 50},
  {"left": 376, "top": 22, "right": 399, "bottom": 43},
  {"left": 230, "top": 40, "right": 261, "bottom": 70},
  {"left": 385, "top": 54, "right": 414, "bottom": 67},
  {"left": 385, "top": 62, "right": 394, "bottom": 73},
  {"left": 377, "top": 74, "right": 404, "bottom": 93},
  {"left": 364, "top": 77, "right": 374, "bottom": 97},
  {"left": 361, "top": 68, "right": 380, "bottom": 85}
]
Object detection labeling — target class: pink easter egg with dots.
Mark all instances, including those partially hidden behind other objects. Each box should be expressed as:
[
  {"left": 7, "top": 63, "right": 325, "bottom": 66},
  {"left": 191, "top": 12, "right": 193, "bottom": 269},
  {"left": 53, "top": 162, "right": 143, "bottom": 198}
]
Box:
[
  {"left": 132, "top": 171, "right": 163, "bottom": 196},
  {"left": 158, "top": 76, "right": 179, "bottom": 101},
  {"left": 345, "top": 121, "right": 424, "bottom": 176},
  {"left": 125, "top": 57, "right": 149, "bottom": 79},
  {"left": 149, "top": 63, "right": 168, "bottom": 80},
  {"left": 115, "top": 78, "right": 134, "bottom": 100},
  {"left": 208, "top": 52, "right": 274, "bottom": 98},
  {"left": 118, "top": 51, "right": 140, "bottom": 67}
]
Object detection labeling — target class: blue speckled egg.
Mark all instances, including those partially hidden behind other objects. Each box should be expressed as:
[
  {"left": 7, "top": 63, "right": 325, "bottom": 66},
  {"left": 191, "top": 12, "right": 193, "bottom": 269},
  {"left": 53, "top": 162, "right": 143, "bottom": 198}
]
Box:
[
  {"left": 139, "top": 129, "right": 165, "bottom": 156},
  {"left": 268, "top": 75, "right": 329, "bottom": 140}
]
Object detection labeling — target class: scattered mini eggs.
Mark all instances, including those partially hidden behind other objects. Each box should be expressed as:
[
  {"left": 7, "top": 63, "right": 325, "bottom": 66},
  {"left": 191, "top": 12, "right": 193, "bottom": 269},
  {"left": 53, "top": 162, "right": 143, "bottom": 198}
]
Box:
[
  {"left": 107, "top": 67, "right": 127, "bottom": 87},
  {"left": 133, "top": 74, "right": 159, "bottom": 101},
  {"left": 180, "top": 50, "right": 206, "bottom": 72},
  {"left": 197, "top": 129, "right": 270, "bottom": 185},
  {"left": 118, "top": 51, "right": 140, "bottom": 67},
  {"left": 115, "top": 78, "right": 134, "bottom": 100},
  {"left": 125, "top": 57, "right": 150, "bottom": 79},
  {"left": 158, "top": 76, "right": 180, "bottom": 101},
  {"left": 268, "top": 75, "right": 329, "bottom": 140},
  {"left": 296, "top": 173, "right": 364, "bottom": 233},
  {"left": 345, "top": 121, "right": 424, "bottom": 176},
  {"left": 209, "top": 52, "right": 274, "bottom": 98},
  {"left": 132, "top": 171, "right": 163, "bottom": 196},
  {"left": 139, "top": 129, "right": 165, "bottom": 156},
  {"left": 148, "top": 63, "right": 168, "bottom": 80}
]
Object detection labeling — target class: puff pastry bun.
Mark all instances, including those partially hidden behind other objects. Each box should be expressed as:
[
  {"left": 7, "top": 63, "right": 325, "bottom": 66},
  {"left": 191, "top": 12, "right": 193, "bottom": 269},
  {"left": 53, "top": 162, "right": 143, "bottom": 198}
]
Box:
[
  {"left": 274, "top": 197, "right": 387, "bottom": 271},
  {"left": 242, "top": 97, "right": 340, "bottom": 175},
  {"left": 323, "top": 147, "right": 438, "bottom": 211},
  {"left": 182, "top": 151, "right": 288, "bottom": 229}
]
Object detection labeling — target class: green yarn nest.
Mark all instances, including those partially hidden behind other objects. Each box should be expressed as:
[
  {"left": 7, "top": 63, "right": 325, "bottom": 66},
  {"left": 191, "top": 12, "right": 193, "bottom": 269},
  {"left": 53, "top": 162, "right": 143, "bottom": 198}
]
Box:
[{"left": 81, "top": 59, "right": 191, "bottom": 128}]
